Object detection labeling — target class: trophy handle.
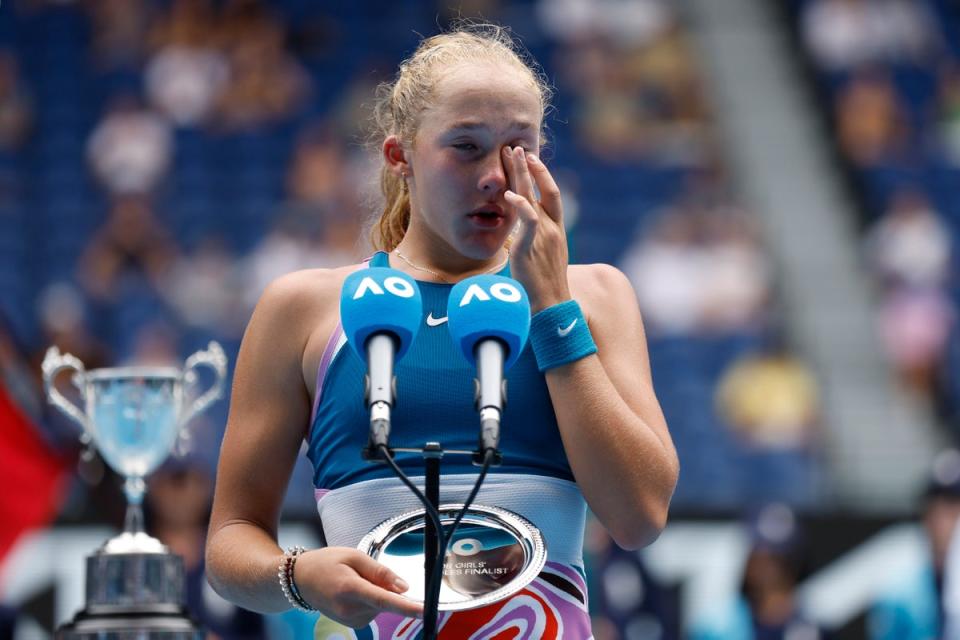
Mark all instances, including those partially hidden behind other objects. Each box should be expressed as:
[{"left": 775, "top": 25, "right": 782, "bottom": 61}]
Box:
[
  {"left": 41, "top": 346, "right": 92, "bottom": 438},
  {"left": 180, "top": 341, "right": 228, "bottom": 428}
]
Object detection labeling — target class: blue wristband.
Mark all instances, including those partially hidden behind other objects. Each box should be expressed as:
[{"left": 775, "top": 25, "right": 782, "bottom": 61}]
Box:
[{"left": 529, "top": 300, "right": 597, "bottom": 372}]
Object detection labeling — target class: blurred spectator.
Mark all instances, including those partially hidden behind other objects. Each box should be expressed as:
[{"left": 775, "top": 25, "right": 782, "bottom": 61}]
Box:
[
  {"left": 878, "top": 286, "right": 954, "bottom": 396},
  {"left": 865, "top": 189, "right": 951, "bottom": 290},
  {"left": 870, "top": 449, "right": 960, "bottom": 639},
  {"left": 242, "top": 209, "right": 361, "bottom": 309},
  {"left": 285, "top": 125, "right": 351, "bottom": 210},
  {"left": 160, "top": 237, "right": 246, "bottom": 338},
  {"left": 214, "top": 0, "right": 310, "bottom": 130},
  {"left": 242, "top": 127, "right": 363, "bottom": 308},
  {"left": 0, "top": 51, "right": 32, "bottom": 151},
  {"left": 716, "top": 337, "right": 819, "bottom": 451},
  {"left": 700, "top": 208, "right": 772, "bottom": 333},
  {"left": 145, "top": 0, "right": 229, "bottom": 127},
  {"left": 861, "top": 188, "right": 955, "bottom": 397},
  {"left": 537, "top": 0, "right": 672, "bottom": 47},
  {"left": 145, "top": 457, "right": 266, "bottom": 639},
  {"left": 78, "top": 196, "right": 180, "bottom": 304},
  {"left": 622, "top": 204, "right": 771, "bottom": 335},
  {"left": 548, "top": 0, "right": 711, "bottom": 167},
  {"left": 835, "top": 68, "right": 909, "bottom": 168},
  {"left": 621, "top": 207, "right": 706, "bottom": 334},
  {"left": 626, "top": 22, "right": 711, "bottom": 168},
  {"left": 84, "top": 0, "right": 155, "bottom": 70},
  {"left": 34, "top": 282, "right": 111, "bottom": 375},
  {"left": 86, "top": 95, "right": 173, "bottom": 196},
  {"left": 802, "top": 0, "right": 938, "bottom": 72},
  {"left": 691, "top": 504, "right": 828, "bottom": 639},
  {"left": 715, "top": 336, "right": 821, "bottom": 505}
]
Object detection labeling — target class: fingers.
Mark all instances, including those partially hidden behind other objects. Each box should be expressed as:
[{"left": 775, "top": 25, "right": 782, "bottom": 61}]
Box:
[
  {"left": 501, "top": 146, "right": 563, "bottom": 228},
  {"left": 503, "top": 146, "right": 537, "bottom": 203},
  {"left": 505, "top": 190, "right": 538, "bottom": 253},
  {"left": 352, "top": 579, "right": 425, "bottom": 619},
  {"left": 525, "top": 153, "right": 563, "bottom": 224},
  {"left": 346, "top": 551, "right": 410, "bottom": 594},
  {"left": 292, "top": 548, "right": 423, "bottom": 630},
  {"left": 333, "top": 551, "right": 423, "bottom": 627},
  {"left": 502, "top": 146, "right": 540, "bottom": 254}
]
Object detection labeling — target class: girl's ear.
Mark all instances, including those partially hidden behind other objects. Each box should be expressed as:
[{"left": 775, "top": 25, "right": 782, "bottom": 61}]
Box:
[{"left": 383, "top": 135, "right": 410, "bottom": 178}]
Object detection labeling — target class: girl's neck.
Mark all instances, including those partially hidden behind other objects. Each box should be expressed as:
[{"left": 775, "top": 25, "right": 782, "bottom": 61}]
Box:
[
  {"left": 391, "top": 243, "right": 509, "bottom": 283},
  {"left": 391, "top": 227, "right": 508, "bottom": 283}
]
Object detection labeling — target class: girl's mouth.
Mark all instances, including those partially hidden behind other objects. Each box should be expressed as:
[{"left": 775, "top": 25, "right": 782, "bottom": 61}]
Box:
[{"left": 467, "top": 206, "right": 506, "bottom": 229}]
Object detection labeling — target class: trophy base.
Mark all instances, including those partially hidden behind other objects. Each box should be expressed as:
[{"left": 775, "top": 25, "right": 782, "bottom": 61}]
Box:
[
  {"left": 86, "top": 551, "right": 186, "bottom": 609},
  {"left": 56, "top": 548, "right": 204, "bottom": 639},
  {"left": 55, "top": 606, "right": 204, "bottom": 640}
]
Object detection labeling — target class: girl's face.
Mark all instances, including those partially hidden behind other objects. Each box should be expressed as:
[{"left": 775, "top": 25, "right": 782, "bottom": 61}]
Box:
[{"left": 402, "top": 63, "right": 542, "bottom": 260}]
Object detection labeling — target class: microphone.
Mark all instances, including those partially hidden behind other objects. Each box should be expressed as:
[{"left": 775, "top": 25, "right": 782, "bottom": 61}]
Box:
[
  {"left": 446, "top": 275, "right": 530, "bottom": 465},
  {"left": 340, "top": 267, "right": 423, "bottom": 460}
]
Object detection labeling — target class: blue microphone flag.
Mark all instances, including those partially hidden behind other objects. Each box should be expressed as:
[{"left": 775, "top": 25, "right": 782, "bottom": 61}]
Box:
[
  {"left": 446, "top": 275, "right": 530, "bottom": 370},
  {"left": 340, "top": 268, "right": 422, "bottom": 361}
]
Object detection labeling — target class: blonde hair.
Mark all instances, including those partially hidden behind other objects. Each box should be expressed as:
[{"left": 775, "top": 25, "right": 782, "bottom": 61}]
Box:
[{"left": 369, "top": 23, "right": 552, "bottom": 251}]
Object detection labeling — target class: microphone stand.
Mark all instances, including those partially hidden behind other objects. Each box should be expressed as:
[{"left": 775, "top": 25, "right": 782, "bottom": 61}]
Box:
[
  {"left": 375, "top": 440, "right": 497, "bottom": 640},
  {"left": 363, "top": 341, "right": 506, "bottom": 639},
  {"left": 422, "top": 442, "right": 442, "bottom": 639}
]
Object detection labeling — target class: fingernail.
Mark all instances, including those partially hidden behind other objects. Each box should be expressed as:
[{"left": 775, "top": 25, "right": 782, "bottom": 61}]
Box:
[
  {"left": 393, "top": 577, "right": 409, "bottom": 592},
  {"left": 527, "top": 154, "right": 539, "bottom": 164},
  {"left": 502, "top": 147, "right": 511, "bottom": 156}
]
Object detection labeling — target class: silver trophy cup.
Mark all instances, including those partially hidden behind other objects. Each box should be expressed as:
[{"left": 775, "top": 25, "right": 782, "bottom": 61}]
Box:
[{"left": 42, "top": 341, "right": 227, "bottom": 639}]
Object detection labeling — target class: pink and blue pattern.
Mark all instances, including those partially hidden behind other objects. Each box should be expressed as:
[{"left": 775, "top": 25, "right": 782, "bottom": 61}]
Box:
[{"left": 312, "top": 562, "right": 592, "bottom": 640}]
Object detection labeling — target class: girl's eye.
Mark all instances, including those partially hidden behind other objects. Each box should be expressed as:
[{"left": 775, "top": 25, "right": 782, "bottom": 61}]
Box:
[{"left": 453, "top": 142, "right": 478, "bottom": 152}]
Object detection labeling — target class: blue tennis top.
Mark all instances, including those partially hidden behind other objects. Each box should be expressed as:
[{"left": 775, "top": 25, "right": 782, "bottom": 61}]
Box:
[{"left": 306, "top": 251, "right": 575, "bottom": 490}]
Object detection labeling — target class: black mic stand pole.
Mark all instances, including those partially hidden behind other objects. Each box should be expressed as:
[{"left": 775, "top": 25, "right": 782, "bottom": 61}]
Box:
[
  {"left": 422, "top": 442, "right": 443, "bottom": 640},
  {"left": 364, "top": 359, "right": 508, "bottom": 640}
]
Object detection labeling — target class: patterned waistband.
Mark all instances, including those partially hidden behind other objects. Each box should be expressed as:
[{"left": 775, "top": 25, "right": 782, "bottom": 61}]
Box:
[{"left": 316, "top": 473, "right": 587, "bottom": 567}]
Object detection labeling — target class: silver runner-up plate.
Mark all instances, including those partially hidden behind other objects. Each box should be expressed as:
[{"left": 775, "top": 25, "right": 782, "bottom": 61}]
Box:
[{"left": 357, "top": 504, "right": 547, "bottom": 612}]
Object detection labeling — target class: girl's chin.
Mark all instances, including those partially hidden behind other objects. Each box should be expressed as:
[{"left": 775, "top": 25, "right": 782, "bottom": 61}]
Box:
[{"left": 459, "top": 235, "right": 510, "bottom": 260}]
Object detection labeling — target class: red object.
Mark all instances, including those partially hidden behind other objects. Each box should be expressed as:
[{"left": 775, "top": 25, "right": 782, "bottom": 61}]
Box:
[{"left": 0, "top": 383, "right": 69, "bottom": 565}]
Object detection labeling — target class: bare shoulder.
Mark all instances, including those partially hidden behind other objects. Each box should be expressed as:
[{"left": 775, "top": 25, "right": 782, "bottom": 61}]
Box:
[
  {"left": 257, "top": 264, "right": 360, "bottom": 312},
  {"left": 567, "top": 263, "right": 638, "bottom": 320},
  {"left": 245, "top": 263, "right": 367, "bottom": 391}
]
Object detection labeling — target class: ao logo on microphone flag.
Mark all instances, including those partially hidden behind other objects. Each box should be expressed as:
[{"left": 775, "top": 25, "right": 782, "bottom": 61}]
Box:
[
  {"left": 340, "top": 268, "right": 423, "bottom": 360},
  {"left": 351, "top": 274, "right": 417, "bottom": 299},
  {"left": 447, "top": 275, "right": 531, "bottom": 370},
  {"left": 457, "top": 281, "right": 524, "bottom": 306}
]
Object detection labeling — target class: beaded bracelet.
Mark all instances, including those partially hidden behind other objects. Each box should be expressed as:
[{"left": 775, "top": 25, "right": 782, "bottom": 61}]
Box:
[
  {"left": 278, "top": 546, "right": 316, "bottom": 611},
  {"left": 529, "top": 300, "right": 598, "bottom": 372}
]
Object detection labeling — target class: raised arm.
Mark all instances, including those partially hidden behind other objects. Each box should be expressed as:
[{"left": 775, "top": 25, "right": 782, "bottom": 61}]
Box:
[
  {"left": 205, "top": 271, "right": 422, "bottom": 626},
  {"left": 503, "top": 146, "right": 679, "bottom": 549}
]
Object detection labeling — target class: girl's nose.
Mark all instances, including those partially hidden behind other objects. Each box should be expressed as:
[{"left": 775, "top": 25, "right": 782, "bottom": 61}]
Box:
[{"left": 478, "top": 152, "right": 507, "bottom": 194}]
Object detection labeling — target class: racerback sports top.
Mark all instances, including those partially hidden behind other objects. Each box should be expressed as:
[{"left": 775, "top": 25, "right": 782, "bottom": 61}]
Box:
[{"left": 305, "top": 252, "right": 593, "bottom": 639}]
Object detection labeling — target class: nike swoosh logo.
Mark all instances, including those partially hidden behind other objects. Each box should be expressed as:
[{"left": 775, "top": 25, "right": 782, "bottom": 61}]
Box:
[
  {"left": 426, "top": 313, "right": 448, "bottom": 327},
  {"left": 557, "top": 319, "right": 577, "bottom": 337}
]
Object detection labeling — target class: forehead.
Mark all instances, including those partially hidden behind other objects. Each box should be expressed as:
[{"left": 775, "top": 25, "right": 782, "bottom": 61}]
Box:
[{"left": 420, "top": 62, "right": 542, "bottom": 136}]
